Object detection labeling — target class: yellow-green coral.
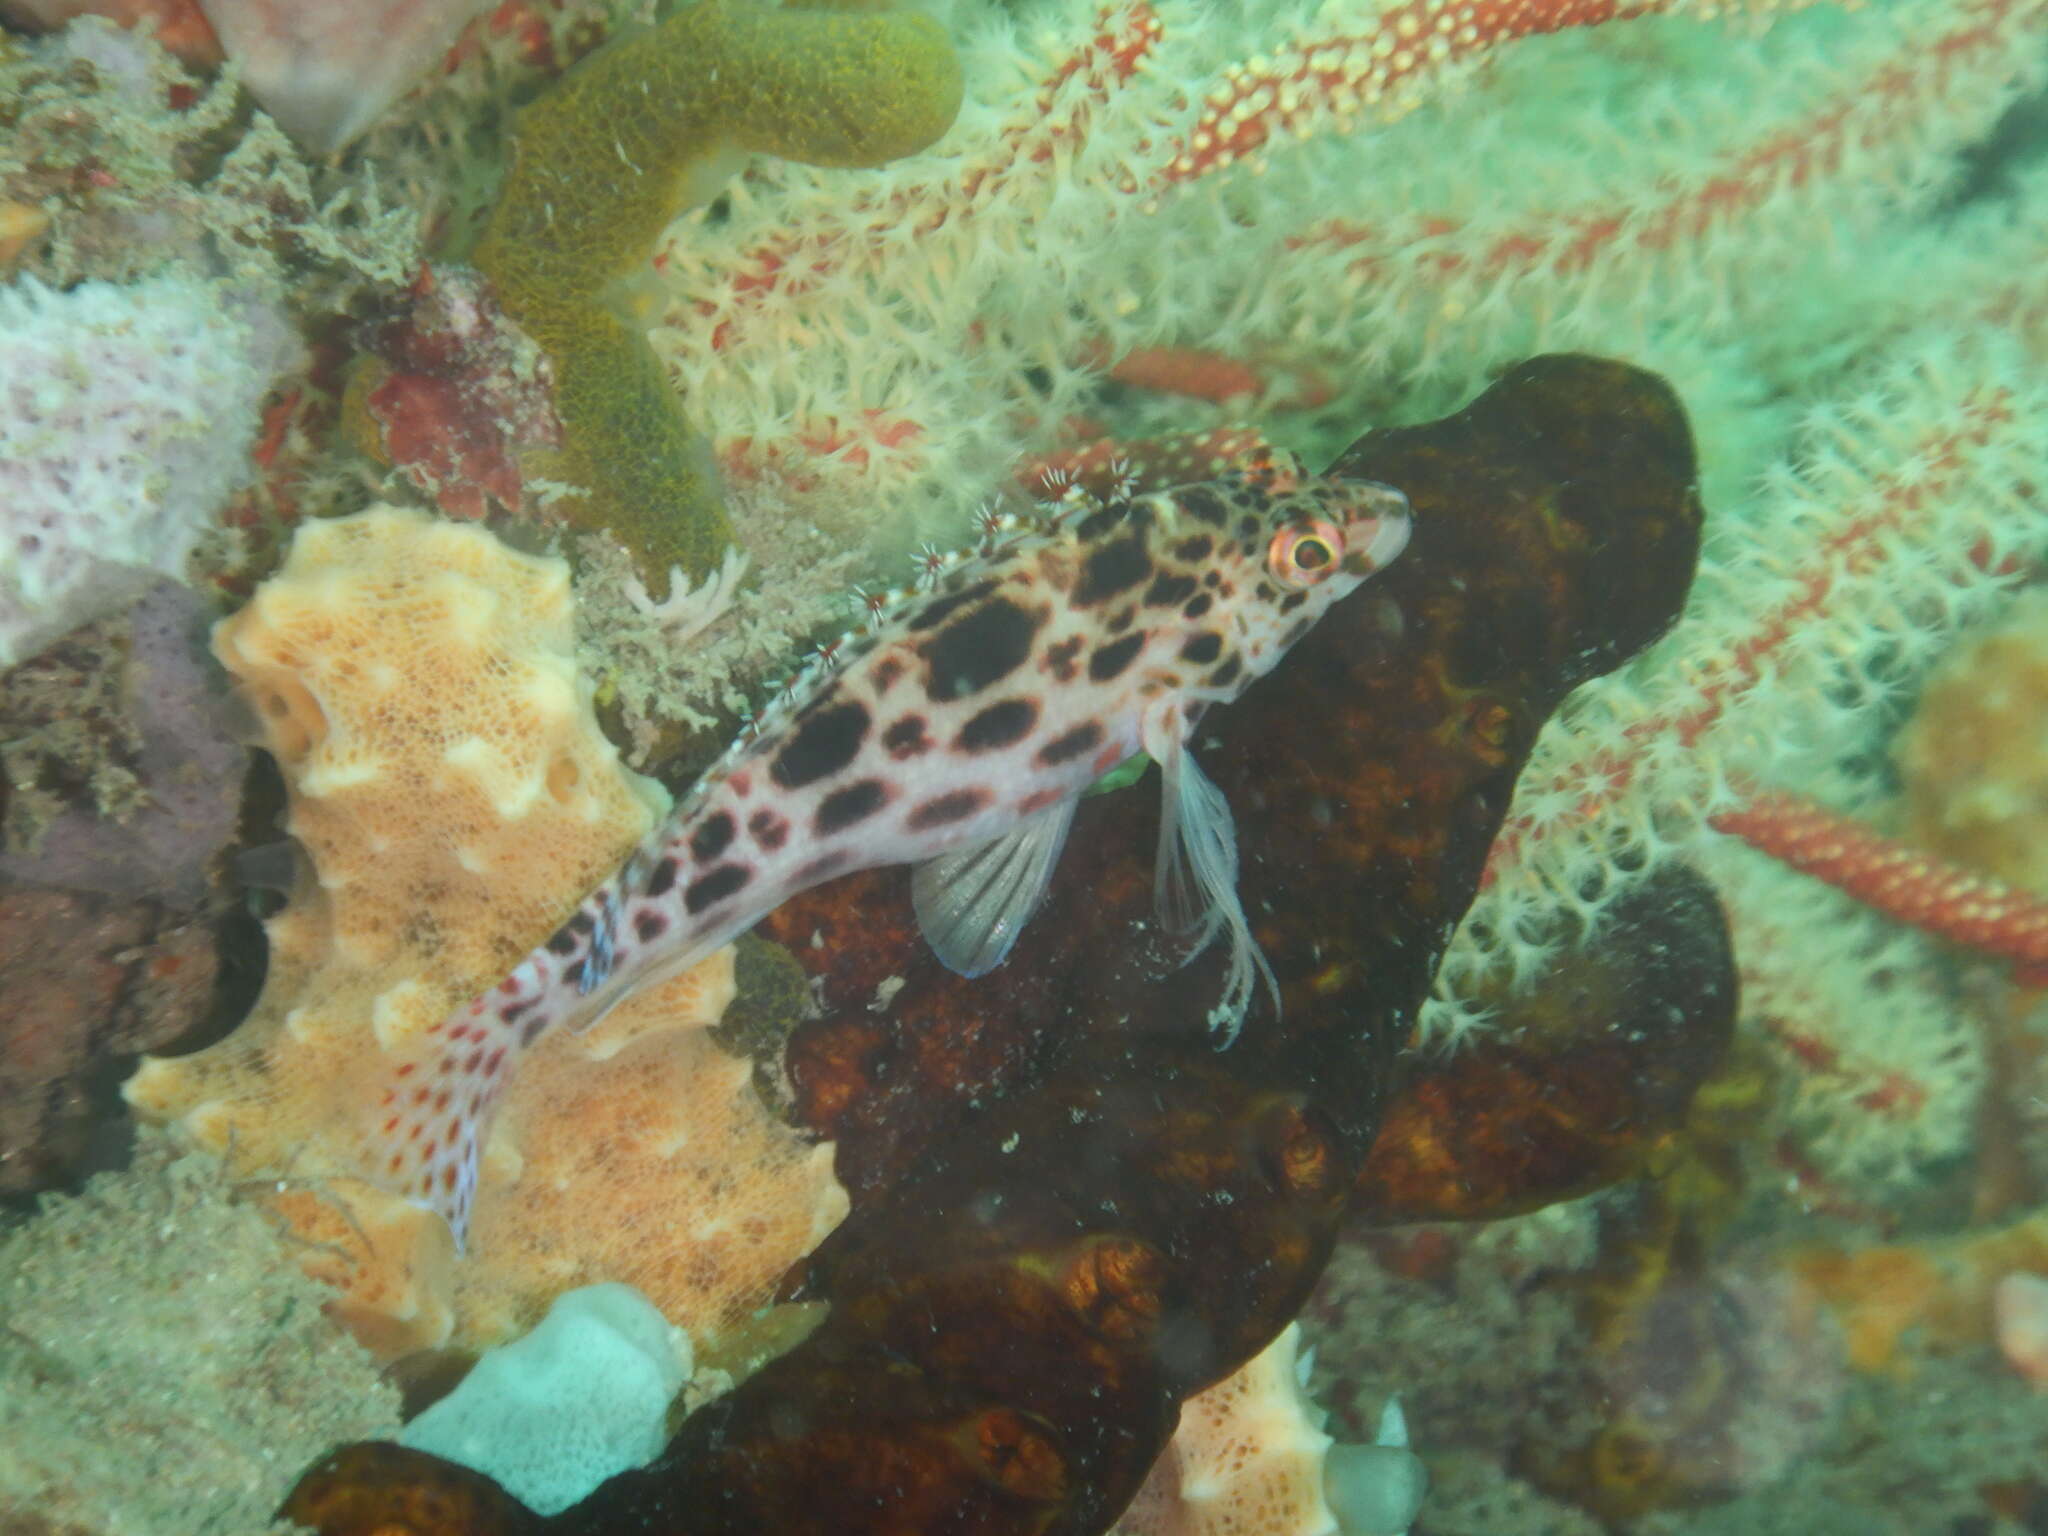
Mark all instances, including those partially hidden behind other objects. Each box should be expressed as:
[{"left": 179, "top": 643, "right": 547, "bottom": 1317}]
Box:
[{"left": 474, "top": 0, "right": 963, "bottom": 595}]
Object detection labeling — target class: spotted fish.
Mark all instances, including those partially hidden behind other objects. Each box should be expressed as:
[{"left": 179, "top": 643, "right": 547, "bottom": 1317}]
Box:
[{"left": 379, "top": 463, "right": 1411, "bottom": 1242}]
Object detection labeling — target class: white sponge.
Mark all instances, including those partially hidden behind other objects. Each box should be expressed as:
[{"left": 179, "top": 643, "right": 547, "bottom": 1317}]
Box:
[
  {"left": 400, "top": 1282, "right": 692, "bottom": 1515},
  {"left": 0, "top": 272, "right": 296, "bottom": 667}
]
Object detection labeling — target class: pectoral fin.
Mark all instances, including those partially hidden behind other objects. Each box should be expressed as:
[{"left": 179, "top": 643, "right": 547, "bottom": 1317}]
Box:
[
  {"left": 913, "top": 798, "right": 1078, "bottom": 977},
  {"left": 1144, "top": 710, "right": 1279, "bottom": 1044}
]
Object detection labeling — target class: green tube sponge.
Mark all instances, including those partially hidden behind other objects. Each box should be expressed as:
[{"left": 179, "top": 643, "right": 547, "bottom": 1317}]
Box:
[{"left": 474, "top": 0, "right": 963, "bottom": 594}]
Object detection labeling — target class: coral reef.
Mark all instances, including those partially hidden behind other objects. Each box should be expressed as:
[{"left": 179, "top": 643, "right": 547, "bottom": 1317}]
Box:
[
  {"left": 1301, "top": 1216, "right": 1601, "bottom": 1521},
  {"left": 646, "top": 0, "right": 2048, "bottom": 1102},
  {"left": 0, "top": 579, "right": 245, "bottom": 901},
  {"left": 0, "top": 271, "right": 297, "bottom": 667},
  {"left": 343, "top": 263, "right": 563, "bottom": 524},
  {"left": 280, "top": 357, "right": 1714, "bottom": 1534},
  {"left": 1116, "top": 1323, "right": 1424, "bottom": 1536},
  {"left": 2, "top": 0, "right": 2042, "bottom": 1529},
  {"left": 0, "top": 18, "right": 417, "bottom": 295},
  {"left": 123, "top": 506, "right": 842, "bottom": 1361},
  {"left": 0, "top": 1131, "right": 401, "bottom": 1535},
  {"left": 0, "top": 888, "right": 215, "bottom": 1193},
  {"left": 1898, "top": 588, "right": 2048, "bottom": 899},
  {"left": 0, "top": 10, "right": 427, "bottom": 639},
  {"left": 1628, "top": 1353, "right": 2048, "bottom": 1534},
  {"left": 449, "top": 968, "right": 846, "bottom": 1362},
  {"left": 1352, "top": 866, "right": 1735, "bottom": 1224},
  {"left": 124, "top": 504, "right": 662, "bottom": 1349},
  {"left": 0, "top": 0, "right": 220, "bottom": 66},
  {"left": 197, "top": 0, "right": 496, "bottom": 153},
  {"left": 0, "top": 578, "right": 243, "bottom": 1196},
  {"left": 1783, "top": 1199, "right": 2048, "bottom": 1376},
  {"left": 466, "top": 0, "right": 963, "bottom": 594}
]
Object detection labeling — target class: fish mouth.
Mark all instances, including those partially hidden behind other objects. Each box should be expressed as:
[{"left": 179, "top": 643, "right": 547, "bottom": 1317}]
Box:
[{"left": 1342, "top": 494, "right": 1413, "bottom": 575}]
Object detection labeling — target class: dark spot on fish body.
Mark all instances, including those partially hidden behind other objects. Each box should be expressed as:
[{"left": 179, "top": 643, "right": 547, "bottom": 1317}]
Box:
[
  {"left": 921, "top": 597, "right": 1043, "bottom": 699},
  {"left": 816, "top": 779, "right": 891, "bottom": 835},
  {"left": 644, "top": 857, "right": 680, "bottom": 898},
  {"left": 1209, "top": 656, "right": 1243, "bottom": 690},
  {"left": 689, "top": 813, "right": 735, "bottom": 863},
  {"left": 1073, "top": 535, "right": 1151, "bottom": 607},
  {"left": 545, "top": 926, "right": 580, "bottom": 956},
  {"left": 871, "top": 655, "right": 906, "bottom": 693},
  {"left": 907, "top": 788, "right": 992, "bottom": 830},
  {"left": 1044, "top": 635, "right": 1084, "bottom": 682},
  {"left": 633, "top": 910, "right": 668, "bottom": 943},
  {"left": 1278, "top": 590, "right": 1309, "bottom": 615},
  {"left": 1072, "top": 505, "right": 1128, "bottom": 543},
  {"left": 957, "top": 698, "right": 1040, "bottom": 752},
  {"left": 1036, "top": 720, "right": 1103, "bottom": 767},
  {"left": 1237, "top": 515, "right": 1261, "bottom": 541},
  {"left": 1172, "top": 534, "right": 1215, "bottom": 563},
  {"left": 1204, "top": 571, "right": 1223, "bottom": 589},
  {"left": 907, "top": 578, "right": 999, "bottom": 632},
  {"left": 1088, "top": 632, "right": 1146, "bottom": 682},
  {"left": 749, "top": 809, "right": 790, "bottom": 851},
  {"left": 562, "top": 958, "right": 586, "bottom": 987},
  {"left": 1176, "top": 489, "right": 1230, "bottom": 528},
  {"left": 568, "top": 911, "right": 596, "bottom": 934},
  {"left": 1144, "top": 572, "right": 1199, "bottom": 608},
  {"left": 883, "top": 715, "right": 933, "bottom": 759},
  {"left": 1282, "top": 615, "right": 1314, "bottom": 649},
  {"left": 1179, "top": 631, "right": 1223, "bottom": 665},
  {"left": 1182, "top": 593, "right": 1213, "bottom": 620},
  {"left": 520, "top": 1014, "right": 550, "bottom": 1047},
  {"left": 685, "top": 864, "right": 752, "bottom": 914},
  {"left": 772, "top": 700, "right": 872, "bottom": 789}
]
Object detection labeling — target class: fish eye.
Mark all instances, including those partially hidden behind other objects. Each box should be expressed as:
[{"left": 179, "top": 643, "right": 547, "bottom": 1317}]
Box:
[{"left": 1267, "top": 519, "right": 1344, "bottom": 590}]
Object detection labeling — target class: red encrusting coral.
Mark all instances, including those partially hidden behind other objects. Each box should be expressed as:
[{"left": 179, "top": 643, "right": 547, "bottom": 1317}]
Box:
[{"left": 350, "top": 264, "right": 563, "bottom": 523}]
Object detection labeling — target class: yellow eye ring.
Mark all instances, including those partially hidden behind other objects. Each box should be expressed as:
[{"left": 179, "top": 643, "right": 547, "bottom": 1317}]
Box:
[{"left": 1267, "top": 518, "right": 1344, "bottom": 590}]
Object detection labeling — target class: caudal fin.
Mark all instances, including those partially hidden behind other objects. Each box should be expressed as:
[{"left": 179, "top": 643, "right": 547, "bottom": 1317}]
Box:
[{"left": 370, "top": 995, "right": 529, "bottom": 1249}]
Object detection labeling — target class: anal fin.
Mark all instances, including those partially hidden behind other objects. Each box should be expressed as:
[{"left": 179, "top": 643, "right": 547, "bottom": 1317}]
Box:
[{"left": 913, "top": 798, "right": 1078, "bottom": 977}]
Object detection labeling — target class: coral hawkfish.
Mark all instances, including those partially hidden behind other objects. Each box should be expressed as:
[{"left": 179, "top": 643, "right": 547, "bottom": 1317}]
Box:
[{"left": 382, "top": 463, "right": 1411, "bottom": 1243}]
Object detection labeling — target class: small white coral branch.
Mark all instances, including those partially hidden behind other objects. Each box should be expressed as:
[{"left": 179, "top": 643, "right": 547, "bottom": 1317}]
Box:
[{"left": 622, "top": 545, "right": 752, "bottom": 648}]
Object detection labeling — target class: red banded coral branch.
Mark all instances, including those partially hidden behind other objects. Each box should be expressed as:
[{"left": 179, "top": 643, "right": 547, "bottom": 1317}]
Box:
[
  {"left": 1150, "top": 0, "right": 1680, "bottom": 191},
  {"left": 1281, "top": 0, "right": 2046, "bottom": 295},
  {"left": 1480, "top": 366, "right": 2031, "bottom": 892},
  {"left": 1713, "top": 790, "right": 2048, "bottom": 983}
]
